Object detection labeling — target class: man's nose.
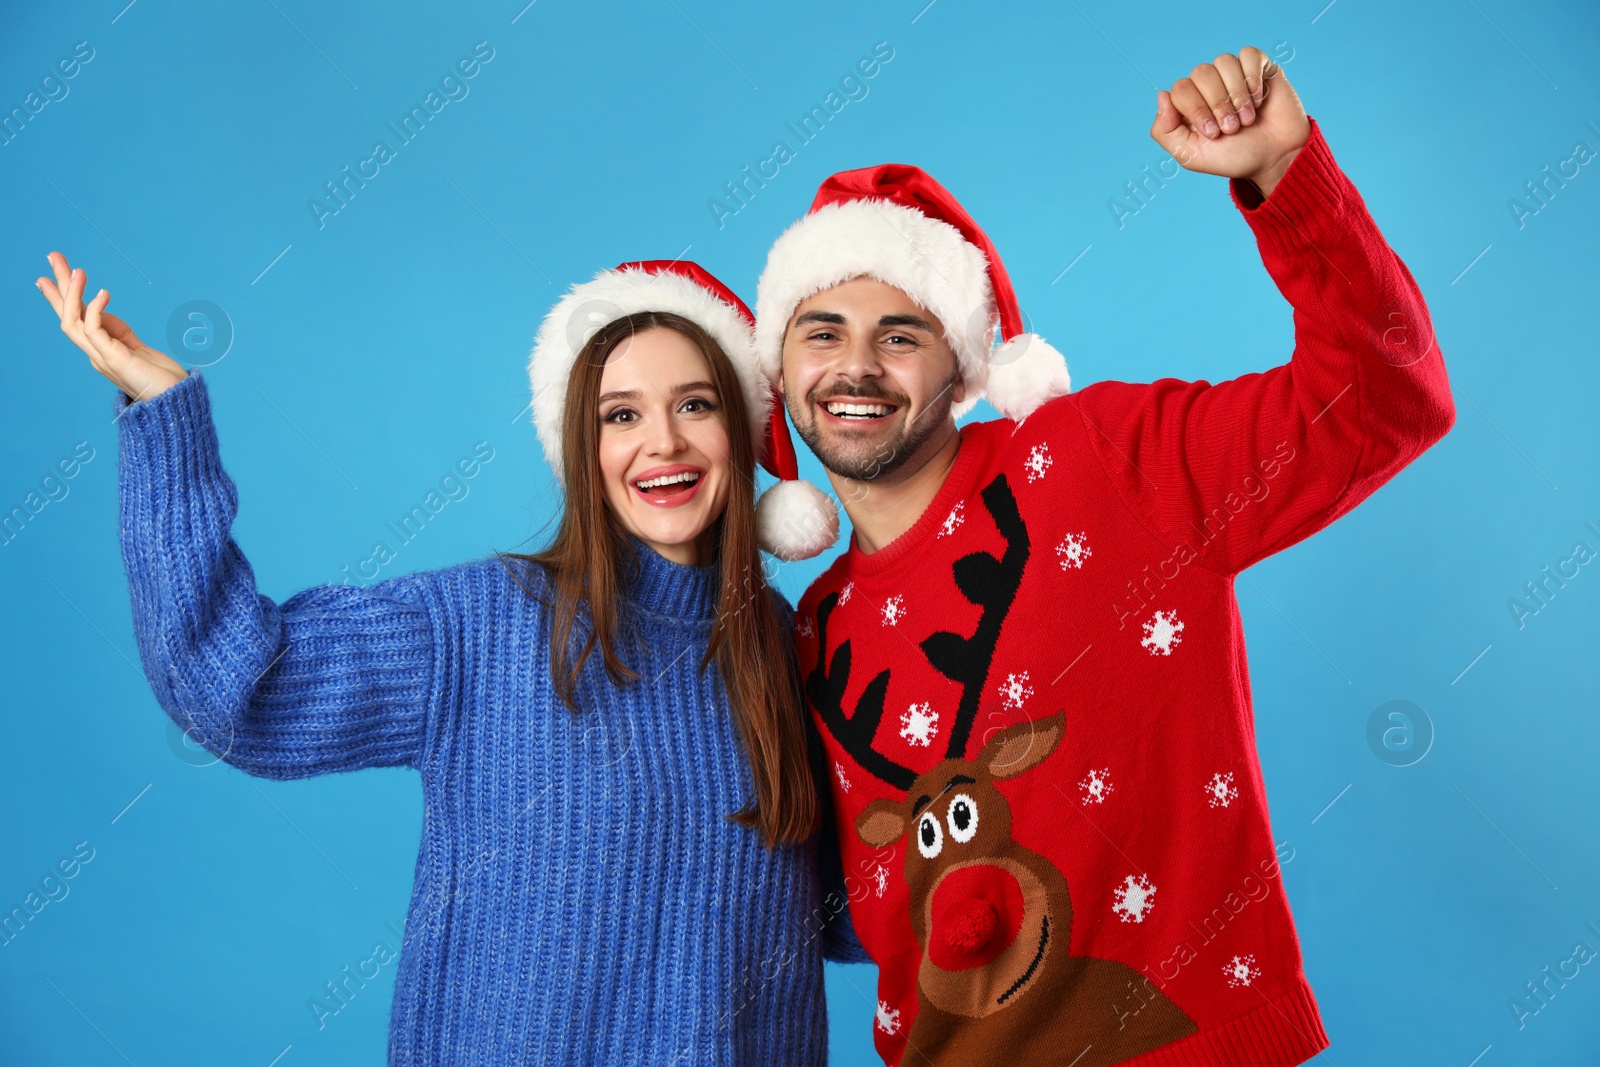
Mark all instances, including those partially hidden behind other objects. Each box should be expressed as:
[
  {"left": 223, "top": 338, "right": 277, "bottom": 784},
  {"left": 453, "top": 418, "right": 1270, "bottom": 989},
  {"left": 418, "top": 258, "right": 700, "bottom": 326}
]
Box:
[{"left": 830, "top": 333, "right": 884, "bottom": 382}]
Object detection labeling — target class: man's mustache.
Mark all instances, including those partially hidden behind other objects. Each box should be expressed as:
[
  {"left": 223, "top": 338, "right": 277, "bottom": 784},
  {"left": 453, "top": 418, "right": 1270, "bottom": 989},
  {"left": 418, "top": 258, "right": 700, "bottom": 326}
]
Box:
[{"left": 809, "top": 383, "right": 908, "bottom": 407}]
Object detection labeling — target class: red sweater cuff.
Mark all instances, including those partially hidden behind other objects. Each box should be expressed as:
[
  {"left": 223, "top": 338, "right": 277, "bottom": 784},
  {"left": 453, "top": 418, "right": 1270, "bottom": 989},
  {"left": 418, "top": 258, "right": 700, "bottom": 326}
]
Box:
[{"left": 1227, "top": 115, "right": 1347, "bottom": 253}]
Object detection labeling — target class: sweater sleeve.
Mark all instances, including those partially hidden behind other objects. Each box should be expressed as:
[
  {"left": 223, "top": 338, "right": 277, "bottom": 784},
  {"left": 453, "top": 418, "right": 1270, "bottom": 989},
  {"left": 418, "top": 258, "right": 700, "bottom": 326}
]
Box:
[
  {"left": 115, "top": 370, "right": 436, "bottom": 778},
  {"left": 1071, "top": 115, "right": 1457, "bottom": 577}
]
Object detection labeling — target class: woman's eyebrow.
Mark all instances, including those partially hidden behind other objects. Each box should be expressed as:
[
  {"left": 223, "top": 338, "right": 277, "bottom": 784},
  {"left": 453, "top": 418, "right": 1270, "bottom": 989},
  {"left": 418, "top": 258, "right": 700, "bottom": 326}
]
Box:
[{"left": 598, "top": 380, "right": 718, "bottom": 404}]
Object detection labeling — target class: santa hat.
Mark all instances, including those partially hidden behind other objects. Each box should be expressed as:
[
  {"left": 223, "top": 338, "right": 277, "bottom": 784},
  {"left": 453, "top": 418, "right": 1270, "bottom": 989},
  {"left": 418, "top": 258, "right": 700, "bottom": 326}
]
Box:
[
  {"left": 528, "top": 259, "right": 838, "bottom": 562},
  {"left": 755, "top": 164, "right": 1071, "bottom": 422}
]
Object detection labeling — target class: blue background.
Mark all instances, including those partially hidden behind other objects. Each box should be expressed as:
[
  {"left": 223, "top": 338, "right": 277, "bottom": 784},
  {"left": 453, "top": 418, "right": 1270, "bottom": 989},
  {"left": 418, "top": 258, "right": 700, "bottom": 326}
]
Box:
[{"left": 3, "top": 1, "right": 1597, "bottom": 1064}]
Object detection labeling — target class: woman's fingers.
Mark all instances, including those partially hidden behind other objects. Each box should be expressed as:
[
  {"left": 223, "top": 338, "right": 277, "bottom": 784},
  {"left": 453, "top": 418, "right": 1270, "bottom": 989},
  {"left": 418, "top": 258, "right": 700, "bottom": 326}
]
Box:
[
  {"left": 82, "top": 287, "right": 119, "bottom": 357},
  {"left": 48, "top": 253, "right": 87, "bottom": 332},
  {"left": 46, "top": 251, "right": 72, "bottom": 303}
]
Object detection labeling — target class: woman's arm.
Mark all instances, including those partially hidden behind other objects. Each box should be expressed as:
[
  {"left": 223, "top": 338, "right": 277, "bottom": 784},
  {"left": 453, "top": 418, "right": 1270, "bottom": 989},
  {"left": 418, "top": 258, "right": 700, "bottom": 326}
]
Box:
[
  {"left": 40, "top": 252, "right": 435, "bottom": 778},
  {"left": 115, "top": 371, "right": 436, "bottom": 777}
]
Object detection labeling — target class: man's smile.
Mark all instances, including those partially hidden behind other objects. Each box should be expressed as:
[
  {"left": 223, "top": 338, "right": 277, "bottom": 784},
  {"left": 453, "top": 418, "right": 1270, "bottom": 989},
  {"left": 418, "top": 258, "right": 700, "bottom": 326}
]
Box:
[{"left": 824, "top": 399, "right": 897, "bottom": 419}]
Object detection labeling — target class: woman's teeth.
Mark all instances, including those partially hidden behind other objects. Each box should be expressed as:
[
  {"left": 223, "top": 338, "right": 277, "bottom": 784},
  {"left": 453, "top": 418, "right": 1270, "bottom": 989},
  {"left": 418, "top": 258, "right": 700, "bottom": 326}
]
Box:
[
  {"left": 636, "top": 471, "right": 700, "bottom": 490},
  {"left": 826, "top": 401, "right": 894, "bottom": 419}
]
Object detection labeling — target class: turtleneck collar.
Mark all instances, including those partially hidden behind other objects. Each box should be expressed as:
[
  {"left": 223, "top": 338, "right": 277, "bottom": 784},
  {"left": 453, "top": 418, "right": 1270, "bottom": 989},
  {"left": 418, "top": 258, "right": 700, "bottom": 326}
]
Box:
[{"left": 618, "top": 533, "right": 720, "bottom": 622}]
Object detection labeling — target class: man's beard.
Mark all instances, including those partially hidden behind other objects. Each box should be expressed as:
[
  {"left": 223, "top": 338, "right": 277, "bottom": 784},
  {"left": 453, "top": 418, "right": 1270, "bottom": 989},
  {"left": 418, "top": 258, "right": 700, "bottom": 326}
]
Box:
[{"left": 789, "top": 373, "right": 958, "bottom": 482}]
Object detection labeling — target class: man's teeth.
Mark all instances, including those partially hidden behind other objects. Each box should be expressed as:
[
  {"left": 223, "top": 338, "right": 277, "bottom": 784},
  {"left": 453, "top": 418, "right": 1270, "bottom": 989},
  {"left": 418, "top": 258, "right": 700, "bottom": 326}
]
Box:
[
  {"left": 826, "top": 401, "right": 893, "bottom": 418},
  {"left": 636, "top": 471, "right": 700, "bottom": 490}
]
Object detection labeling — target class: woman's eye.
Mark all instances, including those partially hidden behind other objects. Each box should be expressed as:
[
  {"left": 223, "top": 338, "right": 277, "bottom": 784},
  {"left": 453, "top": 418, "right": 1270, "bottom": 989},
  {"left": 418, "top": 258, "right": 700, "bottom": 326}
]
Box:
[
  {"left": 680, "top": 397, "right": 717, "bottom": 414},
  {"left": 603, "top": 408, "right": 636, "bottom": 425}
]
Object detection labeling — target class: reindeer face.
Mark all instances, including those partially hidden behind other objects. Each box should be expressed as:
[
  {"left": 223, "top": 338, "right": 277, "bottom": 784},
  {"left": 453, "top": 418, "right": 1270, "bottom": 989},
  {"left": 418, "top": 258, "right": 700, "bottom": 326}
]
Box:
[{"left": 857, "top": 713, "right": 1067, "bottom": 1018}]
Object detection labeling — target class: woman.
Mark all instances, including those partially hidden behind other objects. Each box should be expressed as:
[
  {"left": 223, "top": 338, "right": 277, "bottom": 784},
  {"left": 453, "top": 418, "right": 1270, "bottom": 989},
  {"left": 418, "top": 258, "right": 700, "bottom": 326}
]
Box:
[{"left": 36, "top": 252, "right": 864, "bottom": 1065}]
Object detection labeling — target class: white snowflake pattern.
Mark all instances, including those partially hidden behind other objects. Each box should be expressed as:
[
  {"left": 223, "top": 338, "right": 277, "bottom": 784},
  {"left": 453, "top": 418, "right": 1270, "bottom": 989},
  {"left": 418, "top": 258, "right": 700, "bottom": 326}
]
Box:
[
  {"left": 997, "top": 671, "right": 1034, "bottom": 711},
  {"left": 881, "top": 595, "right": 907, "bottom": 627},
  {"left": 1206, "top": 772, "right": 1238, "bottom": 809},
  {"left": 1140, "top": 609, "right": 1185, "bottom": 656},
  {"left": 871, "top": 865, "right": 890, "bottom": 898},
  {"left": 899, "top": 703, "right": 940, "bottom": 747},
  {"left": 834, "top": 762, "right": 851, "bottom": 793},
  {"left": 795, "top": 615, "right": 814, "bottom": 639},
  {"left": 1055, "top": 532, "right": 1092, "bottom": 570},
  {"left": 1079, "top": 768, "right": 1114, "bottom": 805},
  {"left": 838, "top": 581, "right": 855, "bottom": 606},
  {"left": 875, "top": 1000, "right": 901, "bottom": 1035},
  {"left": 1111, "top": 873, "right": 1157, "bottom": 923},
  {"left": 1224, "top": 955, "right": 1261, "bottom": 989},
  {"left": 1024, "top": 443, "right": 1054, "bottom": 483},
  {"left": 938, "top": 502, "right": 966, "bottom": 539}
]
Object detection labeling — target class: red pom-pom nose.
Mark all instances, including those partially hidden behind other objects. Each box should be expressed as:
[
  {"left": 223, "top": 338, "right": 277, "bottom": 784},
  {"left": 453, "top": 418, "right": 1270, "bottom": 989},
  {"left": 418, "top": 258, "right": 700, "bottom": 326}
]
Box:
[
  {"left": 928, "top": 865, "right": 1024, "bottom": 971},
  {"left": 944, "top": 898, "right": 998, "bottom": 954}
]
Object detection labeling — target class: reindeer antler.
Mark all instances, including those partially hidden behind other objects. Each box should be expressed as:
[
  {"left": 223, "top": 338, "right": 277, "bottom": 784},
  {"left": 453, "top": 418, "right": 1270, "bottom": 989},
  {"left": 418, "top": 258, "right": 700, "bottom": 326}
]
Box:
[
  {"left": 806, "top": 591, "right": 916, "bottom": 791},
  {"left": 919, "top": 474, "right": 1030, "bottom": 761}
]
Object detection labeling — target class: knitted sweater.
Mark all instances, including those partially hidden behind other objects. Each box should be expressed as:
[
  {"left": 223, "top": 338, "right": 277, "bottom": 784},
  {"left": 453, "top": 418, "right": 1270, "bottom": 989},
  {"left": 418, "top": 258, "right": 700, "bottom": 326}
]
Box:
[
  {"left": 795, "top": 116, "right": 1455, "bottom": 1067},
  {"left": 114, "top": 368, "right": 862, "bottom": 1065}
]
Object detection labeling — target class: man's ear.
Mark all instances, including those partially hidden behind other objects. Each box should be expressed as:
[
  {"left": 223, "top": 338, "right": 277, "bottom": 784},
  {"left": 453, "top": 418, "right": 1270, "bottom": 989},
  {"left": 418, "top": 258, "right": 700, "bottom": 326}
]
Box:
[{"left": 953, "top": 374, "right": 967, "bottom": 404}]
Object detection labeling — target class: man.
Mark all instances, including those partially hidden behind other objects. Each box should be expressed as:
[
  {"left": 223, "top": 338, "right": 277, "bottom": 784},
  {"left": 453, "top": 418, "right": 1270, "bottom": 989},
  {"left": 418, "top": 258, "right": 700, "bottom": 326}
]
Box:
[{"left": 751, "top": 47, "right": 1455, "bottom": 1067}]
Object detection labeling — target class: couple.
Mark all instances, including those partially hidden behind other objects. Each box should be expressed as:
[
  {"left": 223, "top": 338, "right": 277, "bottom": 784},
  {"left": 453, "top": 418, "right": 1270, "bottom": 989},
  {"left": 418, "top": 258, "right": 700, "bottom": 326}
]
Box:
[{"left": 39, "top": 48, "right": 1455, "bottom": 1067}]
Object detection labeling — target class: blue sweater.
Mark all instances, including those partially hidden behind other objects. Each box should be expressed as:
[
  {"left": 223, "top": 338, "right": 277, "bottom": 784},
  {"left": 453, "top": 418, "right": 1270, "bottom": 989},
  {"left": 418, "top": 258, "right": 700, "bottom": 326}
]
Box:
[{"left": 113, "top": 369, "right": 866, "bottom": 1065}]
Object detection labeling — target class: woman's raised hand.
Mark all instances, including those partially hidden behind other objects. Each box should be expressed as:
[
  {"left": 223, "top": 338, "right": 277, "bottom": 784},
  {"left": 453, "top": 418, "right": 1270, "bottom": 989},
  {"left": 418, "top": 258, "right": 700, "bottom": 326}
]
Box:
[{"left": 37, "top": 251, "right": 189, "bottom": 404}]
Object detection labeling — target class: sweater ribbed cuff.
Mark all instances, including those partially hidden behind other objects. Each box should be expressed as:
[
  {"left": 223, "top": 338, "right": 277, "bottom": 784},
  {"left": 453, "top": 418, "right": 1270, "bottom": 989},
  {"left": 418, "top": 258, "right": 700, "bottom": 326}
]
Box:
[
  {"left": 1228, "top": 115, "right": 1348, "bottom": 257},
  {"left": 113, "top": 370, "right": 222, "bottom": 492}
]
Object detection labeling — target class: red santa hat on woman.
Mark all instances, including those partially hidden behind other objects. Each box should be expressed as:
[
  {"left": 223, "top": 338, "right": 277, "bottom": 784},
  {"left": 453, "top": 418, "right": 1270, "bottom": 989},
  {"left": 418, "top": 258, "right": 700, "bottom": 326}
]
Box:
[
  {"left": 755, "top": 163, "right": 1071, "bottom": 423},
  {"left": 528, "top": 259, "right": 839, "bottom": 561}
]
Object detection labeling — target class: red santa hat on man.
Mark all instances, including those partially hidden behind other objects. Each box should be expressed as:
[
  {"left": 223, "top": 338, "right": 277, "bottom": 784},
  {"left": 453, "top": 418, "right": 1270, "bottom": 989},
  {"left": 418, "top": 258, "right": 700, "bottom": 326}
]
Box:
[
  {"left": 528, "top": 259, "right": 839, "bottom": 562},
  {"left": 755, "top": 163, "right": 1072, "bottom": 424}
]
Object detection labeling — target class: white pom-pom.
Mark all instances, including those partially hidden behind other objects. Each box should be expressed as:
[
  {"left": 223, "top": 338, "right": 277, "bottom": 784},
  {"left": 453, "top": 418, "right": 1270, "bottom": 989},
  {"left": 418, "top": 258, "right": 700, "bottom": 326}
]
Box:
[
  {"left": 982, "top": 334, "right": 1071, "bottom": 421},
  {"left": 756, "top": 479, "right": 840, "bottom": 561}
]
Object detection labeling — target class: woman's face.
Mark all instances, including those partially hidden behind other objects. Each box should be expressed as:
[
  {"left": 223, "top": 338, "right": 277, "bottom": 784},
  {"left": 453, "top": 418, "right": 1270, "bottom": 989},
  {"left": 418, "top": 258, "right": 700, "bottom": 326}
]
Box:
[{"left": 596, "top": 326, "right": 732, "bottom": 567}]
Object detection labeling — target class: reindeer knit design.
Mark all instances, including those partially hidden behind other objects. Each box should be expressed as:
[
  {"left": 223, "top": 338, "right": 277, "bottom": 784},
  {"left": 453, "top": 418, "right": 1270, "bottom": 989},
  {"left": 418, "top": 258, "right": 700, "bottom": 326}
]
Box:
[
  {"left": 796, "top": 118, "right": 1455, "bottom": 1067},
  {"left": 113, "top": 370, "right": 859, "bottom": 1066}
]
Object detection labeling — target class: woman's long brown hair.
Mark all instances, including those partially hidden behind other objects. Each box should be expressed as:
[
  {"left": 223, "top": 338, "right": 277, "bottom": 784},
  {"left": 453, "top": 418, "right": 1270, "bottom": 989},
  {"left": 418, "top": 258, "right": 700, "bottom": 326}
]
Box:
[{"left": 498, "top": 311, "right": 818, "bottom": 847}]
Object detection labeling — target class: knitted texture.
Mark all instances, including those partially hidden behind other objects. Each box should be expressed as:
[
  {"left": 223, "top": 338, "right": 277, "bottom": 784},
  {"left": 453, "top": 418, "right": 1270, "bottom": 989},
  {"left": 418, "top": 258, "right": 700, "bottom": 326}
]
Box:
[
  {"left": 114, "top": 370, "right": 862, "bottom": 1066},
  {"left": 795, "top": 116, "right": 1455, "bottom": 1066}
]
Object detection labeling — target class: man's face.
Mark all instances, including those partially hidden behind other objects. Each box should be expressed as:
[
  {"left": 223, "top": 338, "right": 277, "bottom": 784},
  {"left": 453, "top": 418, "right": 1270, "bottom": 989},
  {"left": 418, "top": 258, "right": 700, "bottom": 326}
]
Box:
[{"left": 779, "top": 276, "right": 966, "bottom": 483}]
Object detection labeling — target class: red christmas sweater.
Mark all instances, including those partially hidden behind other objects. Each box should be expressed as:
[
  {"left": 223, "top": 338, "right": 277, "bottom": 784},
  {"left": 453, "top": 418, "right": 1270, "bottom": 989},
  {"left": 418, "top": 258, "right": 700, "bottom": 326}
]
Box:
[{"left": 795, "top": 117, "right": 1456, "bottom": 1067}]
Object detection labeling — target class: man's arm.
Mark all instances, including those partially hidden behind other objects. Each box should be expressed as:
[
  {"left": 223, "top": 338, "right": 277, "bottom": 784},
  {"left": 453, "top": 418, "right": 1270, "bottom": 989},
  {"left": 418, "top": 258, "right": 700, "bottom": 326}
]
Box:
[{"left": 1067, "top": 59, "right": 1454, "bottom": 576}]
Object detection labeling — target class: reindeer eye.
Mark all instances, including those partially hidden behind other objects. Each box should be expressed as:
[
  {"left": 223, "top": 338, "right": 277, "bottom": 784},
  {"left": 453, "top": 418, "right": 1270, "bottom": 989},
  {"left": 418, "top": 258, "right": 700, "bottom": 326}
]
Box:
[
  {"left": 947, "top": 793, "right": 978, "bottom": 843},
  {"left": 916, "top": 811, "right": 943, "bottom": 859}
]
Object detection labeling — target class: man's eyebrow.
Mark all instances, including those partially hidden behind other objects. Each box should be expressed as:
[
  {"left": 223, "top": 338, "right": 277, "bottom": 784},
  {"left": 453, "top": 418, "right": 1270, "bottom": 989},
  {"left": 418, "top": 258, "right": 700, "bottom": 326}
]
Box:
[
  {"left": 794, "top": 310, "right": 846, "bottom": 327},
  {"left": 597, "top": 380, "right": 718, "bottom": 404},
  {"left": 879, "top": 313, "right": 935, "bottom": 332}
]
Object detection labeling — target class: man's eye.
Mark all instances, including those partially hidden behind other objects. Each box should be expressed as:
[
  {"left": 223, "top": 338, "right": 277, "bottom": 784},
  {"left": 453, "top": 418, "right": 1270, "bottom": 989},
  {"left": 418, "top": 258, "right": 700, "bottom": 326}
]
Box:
[
  {"left": 809, "top": 330, "right": 838, "bottom": 342},
  {"left": 884, "top": 333, "right": 917, "bottom": 346}
]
